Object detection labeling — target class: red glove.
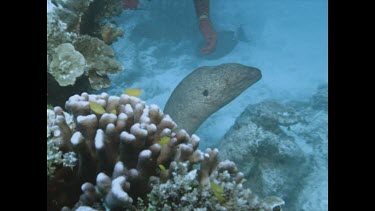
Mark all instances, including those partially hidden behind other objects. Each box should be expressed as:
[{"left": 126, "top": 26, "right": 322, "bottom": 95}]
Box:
[
  {"left": 123, "top": 0, "right": 139, "bottom": 10},
  {"left": 199, "top": 18, "right": 217, "bottom": 54}
]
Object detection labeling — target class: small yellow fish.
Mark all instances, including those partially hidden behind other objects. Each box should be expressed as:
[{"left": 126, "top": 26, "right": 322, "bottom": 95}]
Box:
[
  {"left": 159, "top": 164, "right": 169, "bottom": 182},
  {"left": 159, "top": 136, "right": 171, "bottom": 146},
  {"left": 89, "top": 102, "right": 106, "bottom": 115},
  {"left": 159, "top": 164, "right": 167, "bottom": 173},
  {"left": 210, "top": 182, "right": 225, "bottom": 203},
  {"left": 124, "top": 88, "right": 142, "bottom": 97}
]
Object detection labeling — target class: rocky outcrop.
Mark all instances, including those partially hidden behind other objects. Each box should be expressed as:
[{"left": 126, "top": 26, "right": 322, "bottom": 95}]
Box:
[{"left": 217, "top": 84, "right": 328, "bottom": 211}]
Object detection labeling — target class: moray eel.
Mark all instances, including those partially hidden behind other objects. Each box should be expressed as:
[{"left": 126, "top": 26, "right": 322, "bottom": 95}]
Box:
[{"left": 164, "top": 63, "right": 262, "bottom": 134}]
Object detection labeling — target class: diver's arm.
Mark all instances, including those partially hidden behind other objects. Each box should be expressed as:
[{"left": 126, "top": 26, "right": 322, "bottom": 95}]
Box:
[
  {"left": 194, "top": 0, "right": 210, "bottom": 18},
  {"left": 123, "top": 0, "right": 139, "bottom": 10},
  {"left": 194, "top": 0, "right": 217, "bottom": 54}
]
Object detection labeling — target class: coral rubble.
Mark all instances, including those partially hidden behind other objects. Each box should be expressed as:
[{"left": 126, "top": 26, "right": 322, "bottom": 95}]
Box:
[{"left": 47, "top": 93, "right": 283, "bottom": 211}]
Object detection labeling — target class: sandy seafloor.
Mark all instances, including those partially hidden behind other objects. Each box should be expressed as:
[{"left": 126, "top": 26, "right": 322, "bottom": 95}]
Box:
[{"left": 101, "top": 0, "right": 328, "bottom": 210}]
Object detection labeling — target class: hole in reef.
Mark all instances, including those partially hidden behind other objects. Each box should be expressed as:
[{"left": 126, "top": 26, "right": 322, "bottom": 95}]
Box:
[{"left": 203, "top": 89, "right": 209, "bottom": 96}]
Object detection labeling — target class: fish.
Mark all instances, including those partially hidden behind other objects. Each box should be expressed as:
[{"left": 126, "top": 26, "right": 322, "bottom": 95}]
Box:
[
  {"left": 159, "top": 164, "right": 167, "bottom": 173},
  {"left": 164, "top": 63, "right": 261, "bottom": 134},
  {"left": 158, "top": 136, "right": 171, "bottom": 146},
  {"left": 124, "top": 88, "right": 142, "bottom": 97},
  {"left": 210, "top": 182, "right": 225, "bottom": 203},
  {"left": 89, "top": 101, "right": 106, "bottom": 115}
]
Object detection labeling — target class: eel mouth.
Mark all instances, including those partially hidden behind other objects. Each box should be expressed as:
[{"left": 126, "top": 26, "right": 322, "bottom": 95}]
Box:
[
  {"left": 206, "top": 67, "right": 262, "bottom": 110},
  {"left": 246, "top": 67, "right": 262, "bottom": 83},
  {"left": 230, "top": 67, "right": 262, "bottom": 95}
]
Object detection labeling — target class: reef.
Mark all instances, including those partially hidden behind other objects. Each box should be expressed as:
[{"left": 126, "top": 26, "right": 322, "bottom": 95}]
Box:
[
  {"left": 310, "top": 83, "right": 328, "bottom": 111},
  {"left": 217, "top": 84, "right": 328, "bottom": 211},
  {"left": 47, "top": 92, "right": 284, "bottom": 211},
  {"left": 47, "top": 108, "right": 77, "bottom": 180},
  {"left": 47, "top": 0, "right": 124, "bottom": 107}
]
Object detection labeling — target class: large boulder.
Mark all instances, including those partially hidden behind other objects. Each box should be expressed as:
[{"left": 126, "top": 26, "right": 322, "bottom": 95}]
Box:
[{"left": 217, "top": 84, "right": 328, "bottom": 211}]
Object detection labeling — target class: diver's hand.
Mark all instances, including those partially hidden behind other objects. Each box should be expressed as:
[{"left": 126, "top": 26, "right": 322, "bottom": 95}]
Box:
[
  {"left": 123, "top": 0, "right": 139, "bottom": 10},
  {"left": 199, "top": 18, "right": 217, "bottom": 54}
]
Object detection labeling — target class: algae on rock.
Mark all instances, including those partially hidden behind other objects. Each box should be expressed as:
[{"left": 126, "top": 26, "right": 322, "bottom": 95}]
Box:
[{"left": 73, "top": 36, "right": 123, "bottom": 90}]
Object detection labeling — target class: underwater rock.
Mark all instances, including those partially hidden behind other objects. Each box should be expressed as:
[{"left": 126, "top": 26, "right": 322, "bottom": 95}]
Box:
[
  {"left": 310, "top": 83, "right": 328, "bottom": 111},
  {"left": 48, "top": 92, "right": 283, "bottom": 211},
  {"left": 217, "top": 100, "right": 307, "bottom": 211},
  {"left": 285, "top": 86, "right": 328, "bottom": 210},
  {"left": 49, "top": 43, "right": 86, "bottom": 86},
  {"left": 290, "top": 110, "right": 327, "bottom": 211},
  {"left": 164, "top": 63, "right": 262, "bottom": 134},
  {"left": 217, "top": 87, "right": 328, "bottom": 210},
  {"left": 245, "top": 101, "right": 302, "bottom": 136}
]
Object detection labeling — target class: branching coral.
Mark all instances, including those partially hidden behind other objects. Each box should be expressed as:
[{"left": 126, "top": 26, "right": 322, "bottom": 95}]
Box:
[{"left": 48, "top": 93, "right": 284, "bottom": 211}]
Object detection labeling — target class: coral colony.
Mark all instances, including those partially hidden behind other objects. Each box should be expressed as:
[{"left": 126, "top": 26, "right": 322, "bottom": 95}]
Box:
[
  {"left": 47, "top": 93, "right": 284, "bottom": 210},
  {"left": 47, "top": 0, "right": 125, "bottom": 106}
]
